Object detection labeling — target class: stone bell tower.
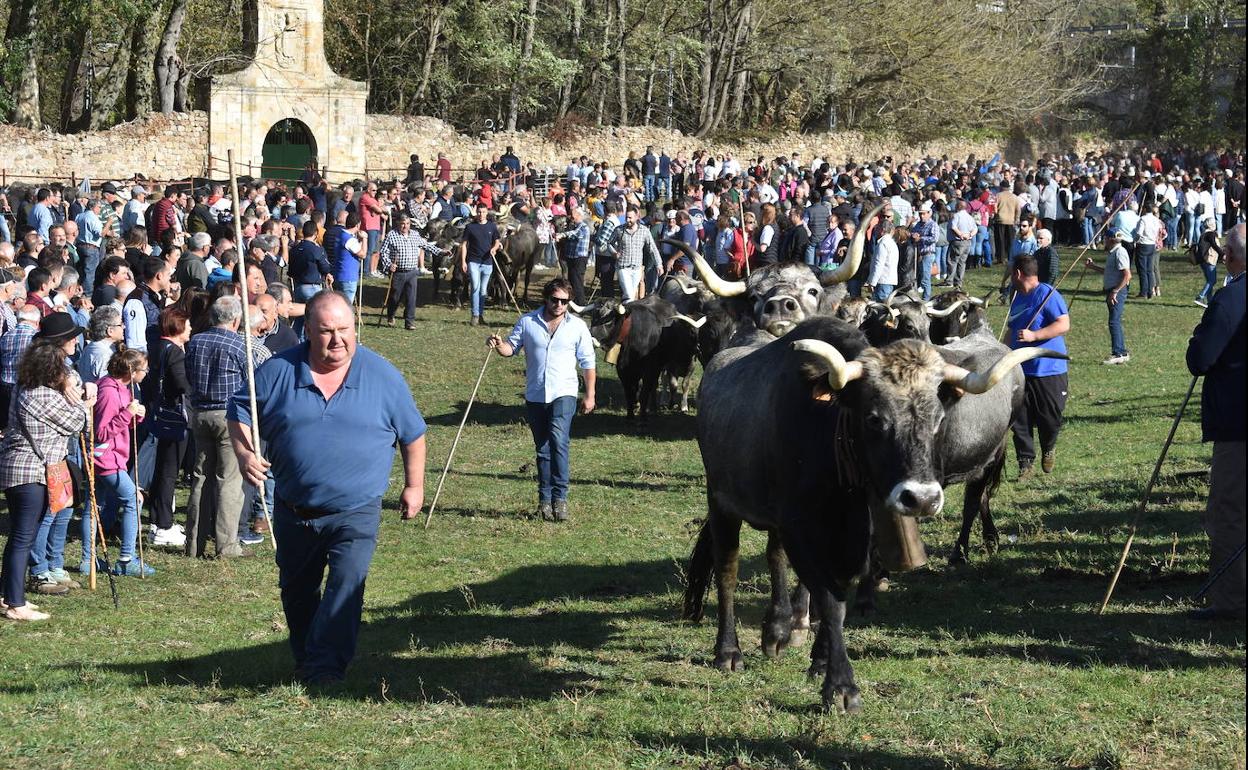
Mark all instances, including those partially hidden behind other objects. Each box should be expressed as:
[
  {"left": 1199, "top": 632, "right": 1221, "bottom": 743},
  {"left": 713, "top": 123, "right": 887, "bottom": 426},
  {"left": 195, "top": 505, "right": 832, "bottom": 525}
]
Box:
[{"left": 209, "top": 0, "right": 368, "bottom": 181}]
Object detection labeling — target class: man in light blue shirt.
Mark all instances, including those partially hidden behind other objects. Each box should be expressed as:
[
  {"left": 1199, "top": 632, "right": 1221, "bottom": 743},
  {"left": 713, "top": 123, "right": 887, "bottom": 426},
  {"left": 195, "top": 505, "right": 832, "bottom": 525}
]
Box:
[
  {"left": 74, "top": 199, "right": 105, "bottom": 296},
  {"left": 29, "top": 189, "right": 55, "bottom": 240},
  {"left": 487, "top": 277, "right": 596, "bottom": 522}
]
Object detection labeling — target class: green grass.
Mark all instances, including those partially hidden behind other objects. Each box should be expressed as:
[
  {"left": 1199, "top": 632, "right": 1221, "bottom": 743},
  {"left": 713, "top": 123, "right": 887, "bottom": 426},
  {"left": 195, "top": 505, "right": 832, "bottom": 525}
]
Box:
[{"left": 1, "top": 250, "right": 1243, "bottom": 770}]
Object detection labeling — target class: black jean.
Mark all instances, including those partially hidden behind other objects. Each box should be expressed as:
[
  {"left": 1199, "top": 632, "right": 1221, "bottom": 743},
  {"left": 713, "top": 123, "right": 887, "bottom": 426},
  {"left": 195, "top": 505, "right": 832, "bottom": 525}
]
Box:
[
  {"left": 385, "top": 269, "right": 419, "bottom": 325},
  {"left": 2, "top": 483, "right": 46, "bottom": 608},
  {"left": 150, "top": 436, "right": 188, "bottom": 530},
  {"left": 1011, "top": 372, "right": 1068, "bottom": 464},
  {"left": 563, "top": 257, "right": 588, "bottom": 304}
]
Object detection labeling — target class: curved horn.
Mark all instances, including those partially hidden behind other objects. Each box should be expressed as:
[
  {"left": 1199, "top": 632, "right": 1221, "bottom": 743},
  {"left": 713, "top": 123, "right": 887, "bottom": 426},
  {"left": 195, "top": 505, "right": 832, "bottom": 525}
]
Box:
[
  {"left": 792, "top": 339, "right": 864, "bottom": 391},
  {"left": 670, "top": 239, "right": 746, "bottom": 297},
  {"left": 883, "top": 287, "right": 900, "bottom": 308},
  {"left": 616, "top": 303, "right": 628, "bottom": 315},
  {"left": 681, "top": 284, "right": 700, "bottom": 295},
  {"left": 943, "top": 348, "right": 1068, "bottom": 395},
  {"left": 568, "top": 301, "right": 587, "bottom": 314},
  {"left": 672, "top": 313, "right": 707, "bottom": 329},
  {"left": 973, "top": 291, "right": 992, "bottom": 307},
  {"left": 925, "top": 299, "right": 967, "bottom": 318},
  {"left": 820, "top": 203, "right": 885, "bottom": 286}
]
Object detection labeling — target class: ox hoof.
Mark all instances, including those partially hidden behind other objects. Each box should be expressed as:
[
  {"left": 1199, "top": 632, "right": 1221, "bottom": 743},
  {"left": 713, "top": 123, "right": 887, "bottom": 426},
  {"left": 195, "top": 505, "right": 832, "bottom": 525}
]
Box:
[
  {"left": 788, "top": 627, "right": 808, "bottom": 648},
  {"left": 984, "top": 537, "right": 1001, "bottom": 556},
  {"left": 947, "top": 546, "right": 969, "bottom": 565},
  {"left": 822, "top": 685, "right": 863, "bottom": 714},
  {"left": 806, "top": 661, "right": 827, "bottom": 681},
  {"left": 714, "top": 650, "right": 745, "bottom": 672}
]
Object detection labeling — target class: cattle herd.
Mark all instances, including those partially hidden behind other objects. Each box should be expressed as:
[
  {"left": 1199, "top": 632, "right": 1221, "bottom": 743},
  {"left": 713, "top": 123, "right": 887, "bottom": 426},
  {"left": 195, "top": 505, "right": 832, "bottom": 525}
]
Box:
[{"left": 420, "top": 205, "right": 1064, "bottom": 712}]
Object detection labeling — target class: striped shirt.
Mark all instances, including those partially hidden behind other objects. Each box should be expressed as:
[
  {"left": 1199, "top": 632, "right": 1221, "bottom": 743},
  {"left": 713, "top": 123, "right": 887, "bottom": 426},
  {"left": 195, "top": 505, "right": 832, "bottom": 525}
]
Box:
[
  {"left": 616, "top": 224, "right": 660, "bottom": 269},
  {"left": 0, "top": 323, "right": 37, "bottom": 385}
]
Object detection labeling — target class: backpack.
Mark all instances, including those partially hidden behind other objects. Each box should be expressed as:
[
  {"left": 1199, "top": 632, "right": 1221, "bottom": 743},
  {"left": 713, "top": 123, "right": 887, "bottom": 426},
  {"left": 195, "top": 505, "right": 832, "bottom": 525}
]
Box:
[{"left": 1188, "top": 240, "right": 1201, "bottom": 266}]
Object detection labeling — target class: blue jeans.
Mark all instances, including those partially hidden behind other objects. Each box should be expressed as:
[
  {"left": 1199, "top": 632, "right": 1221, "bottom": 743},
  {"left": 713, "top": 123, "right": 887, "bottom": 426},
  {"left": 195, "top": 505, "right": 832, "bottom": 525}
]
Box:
[
  {"left": 77, "top": 242, "right": 101, "bottom": 296},
  {"left": 1081, "top": 217, "right": 1095, "bottom": 246},
  {"left": 525, "top": 396, "right": 576, "bottom": 502},
  {"left": 935, "top": 244, "right": 948, "bottom": 278},
  {"left": 803, "top": 243, "right": 817, "bottom": 266},
  {"left": 643, "top": 175, "right": 656, "bottom": 202},
  {"left": 872, "top": 283, "right": 896, "bottom": 301},
  {"left": 97, "top": 470, "right": 140, "bottom": 561},
  {"left": 974, "top": 226, "right": 992, "bottom": 266},
  {"left": 3, "top": 483, "right": 45, "bottom": 608},
  {"left": 274, "top": 502, "right": 380, "bottom": 681},
  {"left": 1197, "top": 262, "right": 1218, "bottom": 301},
  {"left": 29, "top": 507, "right": 71, "bottom": 576},
  {"left": 657, "top": 176, "right": 671, "bottom": 201},
  {"left": 294, "top": 283, "right": 321, "bottom": 338},
  {"left": 337, "top": 281, "right": 358, "bottom": 305},
  {"left": 543, "top": 242, "right": 557, "bottom": 267},
  {"left": 1187, "top": 212, "right": 1201, "bottom": 245},
  {"left": 1165, "top": 214, "right": 1180, "bottom": 248},
  {"left": 1107, "top": 285, "right": 1129, "bottom": 357},
  {"left": 467, "top": 261, "right": 492, "bottom": 318},
  {"left": 366, "top": 229, "right": 380, "bottom": 259},
  {"left": 919, "top": 252, "right": 935, "bottom": 298},
  {"left": 1135, "top": 244, "right": 1156, "bottom": 297}
]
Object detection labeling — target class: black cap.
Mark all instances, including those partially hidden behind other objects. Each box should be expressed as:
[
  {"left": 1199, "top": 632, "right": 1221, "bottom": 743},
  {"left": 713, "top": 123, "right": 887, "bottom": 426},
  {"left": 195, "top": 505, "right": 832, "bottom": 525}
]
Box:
[
  {"left": 34, "top": 312, "right": 86, "bottom": 341},
  {"left": 101, "top": 182, "right": 118, "bottom": 194},
  {"left": 0, "top": 269, "right": 15, "bottom": 285}
]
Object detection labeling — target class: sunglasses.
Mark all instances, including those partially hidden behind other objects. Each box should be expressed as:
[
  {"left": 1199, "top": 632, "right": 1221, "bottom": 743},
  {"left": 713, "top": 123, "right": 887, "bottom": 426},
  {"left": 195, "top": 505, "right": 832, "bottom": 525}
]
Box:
[{"left": 548, "top": 296, "right": 571, "bottom": 305}]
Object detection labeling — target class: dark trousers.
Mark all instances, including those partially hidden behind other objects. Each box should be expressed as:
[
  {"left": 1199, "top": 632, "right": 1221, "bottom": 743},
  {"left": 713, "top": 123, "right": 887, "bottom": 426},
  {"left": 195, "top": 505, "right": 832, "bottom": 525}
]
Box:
[
  {"left": 595, "top": 255, "right": 617, "bottom": 298},
  {"left": 1011, "top": 372, "right": 1068, "bottom": 464},
  {"left": 2, "top": 483, "right": 46, "bottom": 608},
  {"left": 993, "top": 224, "right": 1017, "bottom": 278},
  {"left": 274, "top": 502, "right": 381, "bottom": 680},
  {"left": 0, "top": 382, "right": 12, "bottom": 432},
  {"left": 525, "top": 396, "right": 576, "bottom": 502},
  {"left": 150, "top": 436, "right": 187, "bottom": 530},
  {"left": 563, "top": 257, "right": 588, "bottom": 304},
  {"left": 385, "top": 269, "right": 419, "bottom": 325},
  {"left": 1135, "top": 243, "right": 1156, "bottom": 297}
]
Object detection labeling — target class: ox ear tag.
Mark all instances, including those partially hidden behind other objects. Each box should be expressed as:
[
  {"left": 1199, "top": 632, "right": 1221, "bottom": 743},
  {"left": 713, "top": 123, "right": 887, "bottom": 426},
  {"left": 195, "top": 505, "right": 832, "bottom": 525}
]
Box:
[{"left": 811, "top": 381, "right": 836, "bottom": 402}]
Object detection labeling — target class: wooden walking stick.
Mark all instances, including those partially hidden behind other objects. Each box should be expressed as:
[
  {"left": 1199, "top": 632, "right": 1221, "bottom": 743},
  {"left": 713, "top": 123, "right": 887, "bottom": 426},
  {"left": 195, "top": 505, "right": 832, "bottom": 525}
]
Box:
[
  {"left": 490, "top": 250, "right": 525, "bottom": 317},
  {"left": 228, "top": 150, "right": 277, "bottom": 550},
  {"left": 1098, "top": 375, "right": 1199, "bottom": 615},
  {"left": 81, "top": 420, "right": 119, "bottom": 607},
  {"left": 129, "top": 389, "right": 145, "bottom": 577},
  {"left": 376, "top": 268, "right": 395, "bottom": 327},
  {"left": 424, "top": 345, "right": 494, "bottom": 529}
]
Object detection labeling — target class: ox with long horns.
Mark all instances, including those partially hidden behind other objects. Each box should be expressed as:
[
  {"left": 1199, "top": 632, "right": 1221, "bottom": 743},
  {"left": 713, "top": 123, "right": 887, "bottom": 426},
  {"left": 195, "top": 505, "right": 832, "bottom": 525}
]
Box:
[{"left": 684, "top": 315, "right": 1064, "bottom": 711}]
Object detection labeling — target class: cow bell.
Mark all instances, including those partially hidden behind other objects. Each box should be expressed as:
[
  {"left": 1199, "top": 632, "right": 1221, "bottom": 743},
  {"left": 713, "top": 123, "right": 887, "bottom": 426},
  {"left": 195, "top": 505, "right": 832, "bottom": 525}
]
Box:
[
  {"left": 605, "top": 342, "right": 623, "bottom": 365},
  {"left": 872, "top": 508, "right": 929, "bottom": 572}
]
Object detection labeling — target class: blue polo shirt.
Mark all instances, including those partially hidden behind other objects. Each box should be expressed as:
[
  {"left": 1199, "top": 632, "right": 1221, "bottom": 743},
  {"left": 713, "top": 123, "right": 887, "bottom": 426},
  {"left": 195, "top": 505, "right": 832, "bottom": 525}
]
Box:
[
  {"left": 227, "top": 342, "right": 426, "bottom": 513},
  {"left": 1006, "top": 283, "right": 1069, "bottom": 377}
]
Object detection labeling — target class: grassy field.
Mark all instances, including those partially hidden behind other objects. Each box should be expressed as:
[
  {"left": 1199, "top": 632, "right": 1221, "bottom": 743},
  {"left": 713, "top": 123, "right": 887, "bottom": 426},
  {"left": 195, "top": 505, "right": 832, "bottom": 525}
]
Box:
[{"left": 0, "top": 249, "right": 1243, "bottom": 770}]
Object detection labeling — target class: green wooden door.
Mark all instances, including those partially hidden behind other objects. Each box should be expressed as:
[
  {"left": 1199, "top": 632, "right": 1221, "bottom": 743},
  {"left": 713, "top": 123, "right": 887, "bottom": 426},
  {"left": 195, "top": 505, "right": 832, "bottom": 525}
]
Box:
[{"left": 261, "top": 119, "right": 317, "bottom": 182}]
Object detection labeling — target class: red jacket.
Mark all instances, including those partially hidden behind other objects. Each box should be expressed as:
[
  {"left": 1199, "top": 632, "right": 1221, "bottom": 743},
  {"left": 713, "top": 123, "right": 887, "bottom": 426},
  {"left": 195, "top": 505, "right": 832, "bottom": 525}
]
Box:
[{"left": 149, "top": 197, "right": 178, "bottom": 243}]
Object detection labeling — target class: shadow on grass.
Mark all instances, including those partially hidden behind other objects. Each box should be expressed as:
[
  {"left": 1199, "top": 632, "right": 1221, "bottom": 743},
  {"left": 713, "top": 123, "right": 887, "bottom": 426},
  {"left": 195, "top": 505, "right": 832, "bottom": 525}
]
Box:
[
  {"left": 424, "top": 399, "right": 700, "bottom": 441},
  {"left": 629, "top": 732, "right": 998, "bottom": 770},
  {"left": 447, "top": 468, "right": 704, "bottom": 494}
]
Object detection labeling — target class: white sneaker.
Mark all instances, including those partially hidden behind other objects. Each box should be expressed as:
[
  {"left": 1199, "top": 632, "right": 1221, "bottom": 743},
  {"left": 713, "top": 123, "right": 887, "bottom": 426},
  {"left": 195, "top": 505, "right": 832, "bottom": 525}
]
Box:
[{"left": 151, "top": 527, "right": 186, "bottom": 547}]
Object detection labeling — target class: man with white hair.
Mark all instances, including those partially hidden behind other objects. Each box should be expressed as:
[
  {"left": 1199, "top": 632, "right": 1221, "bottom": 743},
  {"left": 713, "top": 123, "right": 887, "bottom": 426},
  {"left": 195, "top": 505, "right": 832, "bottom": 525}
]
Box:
[
  {"left": 175, "top": 232, "right": 211, "bottom": 291},
  {"left": 121, "top": 185, "right": 148, "bottom": 236},
  {"left": 1186, "top": 222, "right": 1245, "bottom": 621}
]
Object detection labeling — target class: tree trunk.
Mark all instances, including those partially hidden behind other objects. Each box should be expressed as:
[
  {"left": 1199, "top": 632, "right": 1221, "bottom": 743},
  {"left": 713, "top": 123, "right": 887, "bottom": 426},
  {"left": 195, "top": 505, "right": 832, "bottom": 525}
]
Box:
[
  {"left": 61, "top": 27, "right": 93, "bottom": 132},
  {"left": 642, "top": 57, "right": 656, "bottom": 125},
  {"left": 415, "top": 4, "right": 447, "bottom": 104},
  {"left": 91, "top": 33, "right": 132, "bottom": 129},
  {"left": 695, "top": 0, "right": 715, "bottom": 134},
  {"left": 154, "top": 0, "right": 189, "bottom": 113},
  {"left": 594, "top": 0, "right": 613, "bottom": 126},
  {"left": 557, "top": 0, "right": 582, "bottom": 118},
  {"left": 615, "top": 0, "right": 628, "bottom": 125},
  {"left": 126, "top": 1, "right": 162, "bottom": 120},
  {"left": 4, "top": 0, "right": 40, "bottom": 127},
  {"left": 506, "top": 0, "right": 539, "bottom": 130}
]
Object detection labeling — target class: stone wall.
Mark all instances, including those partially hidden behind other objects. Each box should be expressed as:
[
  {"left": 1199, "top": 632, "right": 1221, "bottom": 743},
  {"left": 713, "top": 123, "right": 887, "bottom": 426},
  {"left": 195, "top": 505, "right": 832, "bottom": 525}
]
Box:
[{"left": 1, "top": 110, "right": 1140, "bottom": 186}]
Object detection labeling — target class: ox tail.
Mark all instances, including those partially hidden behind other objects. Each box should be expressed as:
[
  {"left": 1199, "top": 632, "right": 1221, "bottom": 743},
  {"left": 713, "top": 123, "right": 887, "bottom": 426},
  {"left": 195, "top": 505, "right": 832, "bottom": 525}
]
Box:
[{"left": 682, "top": 517, "right": 714, "bottom": 622}]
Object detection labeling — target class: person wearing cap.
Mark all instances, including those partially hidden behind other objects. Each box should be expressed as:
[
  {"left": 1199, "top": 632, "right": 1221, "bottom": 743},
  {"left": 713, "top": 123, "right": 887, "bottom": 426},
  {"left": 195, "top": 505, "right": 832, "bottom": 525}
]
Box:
[
  {"left": 121, "top": 186, "right": 148, "bottom": 237},
  {"left": 910, "top": 202, "right": 939, "bottom": 298},
  {"left": 1084, "top": 230, "right": 1133, "bottom": 365},
  {"left": 0, "top": 313, "right": 94, "bottom": 617}
]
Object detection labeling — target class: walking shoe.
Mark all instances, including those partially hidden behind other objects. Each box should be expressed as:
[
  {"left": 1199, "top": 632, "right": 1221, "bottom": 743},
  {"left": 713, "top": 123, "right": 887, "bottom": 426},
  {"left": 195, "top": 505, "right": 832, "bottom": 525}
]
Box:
[
  {"left": 384, "top": 317, "right": 395, "bottom": 327},
  {"left": 404, "top": 324, "right": 416, "bottom": 331},
  {"left": 239, "top": 532, "right": 265, "bottom": 546},
  {"left": 1195, "top": 299, "right": 1208, "bottom": 308},
  {"left": 111, "top": 559, "right": 156, "bottom": 577},
  {"left": 537, "top": 500, "right": 554, "bottom": 521},
  {"left": 252, "top": 518, "right": 271, "bottom": 535},
  {"left": 151, "top": 527, "right": 186, "bottom": 547},
  {"left": 1041, "top": 450, "right": 1056, "bottom": 474},
  {"left": 29, "top": 573, "right": 70, "bottom": 595},
  {"left": 1017, "top": 461, "right": 1035, "bottom": 481},
  {"left": 1102, "top": 354, "right": 1130, "bottom": 365},
  {"left": 77, "top": 557, "right": 110, "bottom": 575},
  {"left": 553, "top": 499, "right": 569, "bottom": 522},
  {"left": 50, "top": 569, "right": 81, "bottom": 589},
  {"left": 470, "top": 316, "right": 480, "bottom": 326}
]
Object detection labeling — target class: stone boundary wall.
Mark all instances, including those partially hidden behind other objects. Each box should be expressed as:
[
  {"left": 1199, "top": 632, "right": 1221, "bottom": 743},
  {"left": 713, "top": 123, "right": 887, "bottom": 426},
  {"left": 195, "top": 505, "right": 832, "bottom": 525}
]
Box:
[{"left": 1, "top": 110, "right": 1141, "bottom": 186}]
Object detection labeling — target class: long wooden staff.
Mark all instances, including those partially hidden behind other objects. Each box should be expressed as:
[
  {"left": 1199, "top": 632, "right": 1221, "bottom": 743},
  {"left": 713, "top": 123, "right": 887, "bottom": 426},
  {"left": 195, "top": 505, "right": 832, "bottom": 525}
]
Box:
[
  {"left": 81, "top": 417, "right": 119, "bottom": 607},
  {"left": 228, "top": 150, "right": 276, "bottom": 550},
  {"left": 424, "top": 346, "right": 494, "bottom": 529},
  {"left": 1098, "top": 375, "right": 1198, "bottom": 614},
  {"left": 129, "top": 386, "right": 145, "bottom": 577}
]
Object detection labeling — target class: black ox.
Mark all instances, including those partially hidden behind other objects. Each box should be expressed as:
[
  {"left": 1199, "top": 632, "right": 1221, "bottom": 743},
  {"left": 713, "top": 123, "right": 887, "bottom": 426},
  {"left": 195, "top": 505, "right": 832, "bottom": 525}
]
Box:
[{"left": 683, "top": 315, "right": 1059, "bottom": 711}]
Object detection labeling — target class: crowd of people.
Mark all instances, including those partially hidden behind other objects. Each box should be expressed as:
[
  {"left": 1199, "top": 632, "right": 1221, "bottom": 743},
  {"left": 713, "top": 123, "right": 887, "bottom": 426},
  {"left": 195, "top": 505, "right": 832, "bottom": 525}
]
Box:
[{"left": 0, "top": 141, "right": 1242, "bottom": 633}]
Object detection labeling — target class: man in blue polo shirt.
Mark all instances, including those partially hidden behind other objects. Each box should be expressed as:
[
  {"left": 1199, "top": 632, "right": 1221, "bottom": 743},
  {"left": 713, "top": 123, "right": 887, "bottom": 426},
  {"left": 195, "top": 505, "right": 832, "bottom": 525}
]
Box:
[
  {"left": 228, "top": 290, "right": 427, "bottom": 685},
  {"left": 486, "top": 277, "right": 596, "bottom": 522},
  {"left": 1006, "top": 253, "right": 1071, "bottom": 479}
]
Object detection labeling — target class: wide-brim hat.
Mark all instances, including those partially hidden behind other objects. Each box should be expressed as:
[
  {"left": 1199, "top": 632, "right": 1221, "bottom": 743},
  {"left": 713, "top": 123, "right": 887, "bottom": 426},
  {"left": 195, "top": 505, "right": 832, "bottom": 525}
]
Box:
[{"left": 34, "top": 312, "right": 86, "bottom": 341}]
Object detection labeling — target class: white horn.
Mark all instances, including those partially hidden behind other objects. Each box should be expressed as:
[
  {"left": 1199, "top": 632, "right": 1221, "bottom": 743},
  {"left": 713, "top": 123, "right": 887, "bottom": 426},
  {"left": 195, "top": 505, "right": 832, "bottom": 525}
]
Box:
[
  {"left": 568, "top": 301, "right": 587, "bottom": 314},
  {"left": 672, "top": 313, "right": 707, "bottom": 329},
  {"left": 944, "top": 348, "right": 1067, "bottom": 395},
  {"left": 616, "top": 304, "right": 627, "bottom": 316},
  {"left": 821, "top": 203, "right": 884, "bottom": 286},
  {"left": 925, "top": 299, "right": 967, "bottom": 318},
  {"left": 792, "top": 339, "right": 865, "bottom": 391},
  {"left": 681, "top": 284, "right": 699, "bottom": 295},
  {"left": 674, "top": 239, "right": 746, "bottom": 298}
]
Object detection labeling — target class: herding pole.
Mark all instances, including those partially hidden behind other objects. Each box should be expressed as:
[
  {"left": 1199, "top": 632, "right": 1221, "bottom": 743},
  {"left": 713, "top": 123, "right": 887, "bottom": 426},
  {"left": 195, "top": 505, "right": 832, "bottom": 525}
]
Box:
[
  {"left": 1098, "top": 375, "right": 1198, "bottom": 614},
  {"left": 130, "top": 386, "right": 145, "bottom": 577},
  {"left": 227, "top": 150, "right": 277, "bottom": 550},
  {"left": 424, "top": 346, "right": 494, "bottom": 529}
]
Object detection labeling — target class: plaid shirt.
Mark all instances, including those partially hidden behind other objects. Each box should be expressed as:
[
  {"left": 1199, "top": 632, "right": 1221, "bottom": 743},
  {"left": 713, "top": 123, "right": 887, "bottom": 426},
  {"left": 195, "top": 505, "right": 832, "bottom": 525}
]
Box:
[
  {"left": 406, "top": 199, "right": 430, "bottom": 229},
  {"left": 244, "top": 332, "right": 272, "bottom": 366},
  {"left": 616, "top": 224, "right": 659, "bottom": 269},
  {"left": 0, "top": 322, "right": 37, "bottom": 385},
  {"left": 0, "top": 385, "right": 87, "bottom": 489},
  {"left": 185, "top": 326, "right": 248, "bottom": 411},
  {"left": 379, "top": 229, "right": 437, "bottom": 272},
  {"left": 0, "top": 302, "right": 17, "bottom": 337},
  {"left": 561, "top": 221, "right": 591, "bottom": 258}
]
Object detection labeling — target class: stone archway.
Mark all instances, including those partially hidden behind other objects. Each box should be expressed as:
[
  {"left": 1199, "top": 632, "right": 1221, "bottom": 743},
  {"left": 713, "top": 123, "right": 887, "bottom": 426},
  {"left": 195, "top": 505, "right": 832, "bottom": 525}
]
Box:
[{"left": 262, "top": 118, "right": 318, "bottom": 181}]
